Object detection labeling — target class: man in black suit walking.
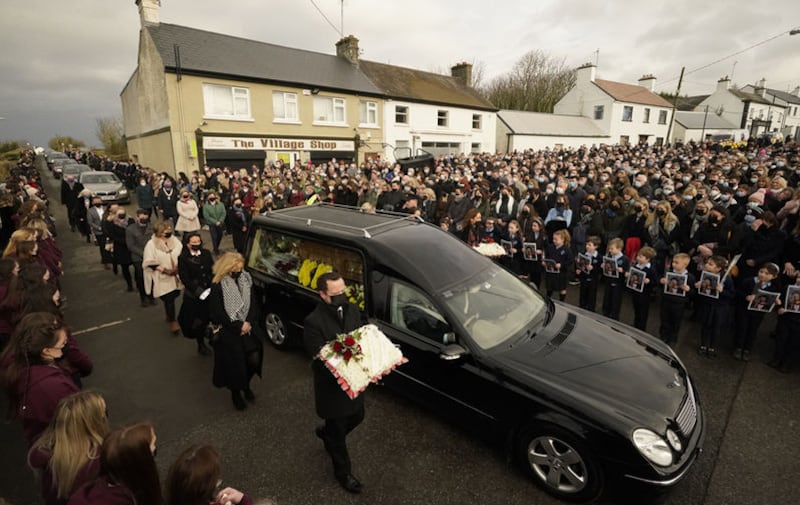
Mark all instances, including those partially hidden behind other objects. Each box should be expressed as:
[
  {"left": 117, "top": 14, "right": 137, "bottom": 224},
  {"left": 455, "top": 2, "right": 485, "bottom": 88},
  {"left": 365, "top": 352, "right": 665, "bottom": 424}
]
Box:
[{"left": 304, "top": 271, "right": 365, "bottom": 493}]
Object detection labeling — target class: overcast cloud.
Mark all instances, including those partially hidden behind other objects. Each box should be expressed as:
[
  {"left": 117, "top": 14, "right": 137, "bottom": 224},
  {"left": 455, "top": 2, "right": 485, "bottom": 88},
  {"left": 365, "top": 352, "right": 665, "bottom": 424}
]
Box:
[{"left": 1, "top": 0, "right": 797, "bottom": 147}]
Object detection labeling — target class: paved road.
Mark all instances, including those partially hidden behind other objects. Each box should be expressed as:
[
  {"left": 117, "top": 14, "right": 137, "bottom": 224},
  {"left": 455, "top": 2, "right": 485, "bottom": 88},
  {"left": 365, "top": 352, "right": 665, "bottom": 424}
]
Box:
[{"left": 1, "top": 158, "right": 799, "bottom": 505}]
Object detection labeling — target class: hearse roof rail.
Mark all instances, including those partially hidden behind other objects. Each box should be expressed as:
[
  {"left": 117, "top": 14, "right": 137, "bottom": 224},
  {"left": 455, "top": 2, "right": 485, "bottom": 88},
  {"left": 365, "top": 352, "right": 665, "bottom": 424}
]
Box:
[{"left": 266, "top": 203, "right": 424, "bottom": 238}]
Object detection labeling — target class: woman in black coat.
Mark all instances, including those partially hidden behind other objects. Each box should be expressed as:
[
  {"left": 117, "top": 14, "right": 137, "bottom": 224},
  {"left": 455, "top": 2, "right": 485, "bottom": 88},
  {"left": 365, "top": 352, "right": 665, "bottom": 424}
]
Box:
[
  {"left": 105, "top": 208, "right": 134, "bottom": 291},
  {"left": 207, "top": 252, "right": 262, "bottom": 411},
  {"left": 177, "top": 232, "right": 214, "bottom": 355}
]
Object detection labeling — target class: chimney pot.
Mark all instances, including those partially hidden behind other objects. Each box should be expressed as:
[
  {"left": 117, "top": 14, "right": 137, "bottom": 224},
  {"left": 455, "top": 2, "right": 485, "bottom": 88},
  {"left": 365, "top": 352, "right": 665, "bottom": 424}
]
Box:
[{"left": 336, "top": 35, "right": 360, "bottom": 66}]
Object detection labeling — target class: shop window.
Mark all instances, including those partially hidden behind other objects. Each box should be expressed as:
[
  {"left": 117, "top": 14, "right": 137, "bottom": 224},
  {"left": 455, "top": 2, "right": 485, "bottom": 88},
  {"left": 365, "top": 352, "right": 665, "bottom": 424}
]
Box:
[
  {"left": 359, "top": 100, "right": 378, "bottom": 126},
  {"left": 622, "top": 106, "right": 633, "bottom": 122},
  {"left": 202, "top": 84, "right": 251, "bottom": 120},
  {"left": 395, "top": 105, "right": 409, "bottom": 124},
  {"left": 272, "top": 91, "right": 299, "bottom": 122},
  {"left": 313, "top": 96, "right": 346, "bottom": 125},
  {"left": 247, "top": 229, "right": 365, "bottom": 309}
]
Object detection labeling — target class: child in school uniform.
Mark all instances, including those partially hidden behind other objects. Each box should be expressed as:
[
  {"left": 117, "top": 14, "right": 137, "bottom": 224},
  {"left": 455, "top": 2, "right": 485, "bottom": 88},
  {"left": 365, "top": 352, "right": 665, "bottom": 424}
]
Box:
[
  {"left": 544, "top": 229, "right": 573, "bottom": 301},
  {"left": 500, "top": 219, "right": 525, "bottom": 276},
  {"left": 576, "top": 235, "right": 603, "bottom": 312},
  {"left": 733, "top": 262, "right": 781, "bottom": 362},
  {"left": 602, "top": 237, "right": 630, "bottom": 321},
  {"left": 626, "top": 246, "right": 659, "bottom": 331},
  {"left": 524, "top": 217, "right": 547, "bottom": 288},
  {"left": 769, "top": 269, "right": 800, "bottom": 373},
  {"left": 659, "top": 252, "right": 695, "bottom": 345},
  {"left": 695, "top": 255, "right": 734, "bottom": 358}
]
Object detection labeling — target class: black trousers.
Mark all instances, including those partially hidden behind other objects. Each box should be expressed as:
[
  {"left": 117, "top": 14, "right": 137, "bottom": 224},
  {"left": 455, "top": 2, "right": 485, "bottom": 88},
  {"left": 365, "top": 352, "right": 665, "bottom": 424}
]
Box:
[
  {"left": 602, "top": 282, "right": 624, "bottom": 320},
  {"left": 321, "top": 405, "right": 365, "bottom": 479},
  {"left": 735, "top": 311, "right": 766, "bottom": 351},
  {"left": 772, "top": 316, "right": 800, "bottom": 365},
  {"left": 701, "top": 305, "right": 728, "bottom": 348},
  {"left": 630, "top": 292, "right": 650, "bottom": 331},
  {"left": 161, "top": 290, "right": 180, "bottom": 322},
  {"left": 579, "top": 281, "right": 598, "bottom": 312},
  {"left": 659, "top": 299, "right": 685, "bottom": 344}
]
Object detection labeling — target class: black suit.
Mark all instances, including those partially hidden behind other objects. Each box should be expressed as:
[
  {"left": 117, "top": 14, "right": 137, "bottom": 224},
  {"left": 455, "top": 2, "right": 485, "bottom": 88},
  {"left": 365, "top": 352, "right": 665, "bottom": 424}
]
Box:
[{"left": 304, "top": 300, "right": 364, "bottom": 479}]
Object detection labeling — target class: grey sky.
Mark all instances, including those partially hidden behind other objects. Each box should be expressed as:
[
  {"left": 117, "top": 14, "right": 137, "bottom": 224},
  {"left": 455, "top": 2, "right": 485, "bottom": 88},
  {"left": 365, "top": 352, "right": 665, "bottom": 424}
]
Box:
[{"left": 1, "top": 0, "right": 797, "bottom": 147}]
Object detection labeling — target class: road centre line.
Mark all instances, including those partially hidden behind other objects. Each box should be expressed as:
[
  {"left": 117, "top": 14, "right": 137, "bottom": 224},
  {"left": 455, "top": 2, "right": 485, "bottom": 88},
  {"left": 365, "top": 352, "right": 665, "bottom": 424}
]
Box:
[{"left": 72, "top": 318, "right": 132, "bottom": 335}]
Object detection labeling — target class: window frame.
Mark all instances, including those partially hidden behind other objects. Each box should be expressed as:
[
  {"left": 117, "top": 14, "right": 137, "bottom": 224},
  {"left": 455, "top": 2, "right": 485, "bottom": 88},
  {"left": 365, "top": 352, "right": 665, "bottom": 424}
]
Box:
[
  {"left": 395, "top": 105, "right": 409, "bottom": 125},
  {"left": 622, "top": 105, "right": 633, "bottom": 122},
  {"left": 388, "top": 278, "right": 452, "bottom": 345},
  {"left": 593, "top": 105, "right": 604, "bottom": 120},
  {"left": 359, "top": 100, "right": 379, "bottom": 127},
  {"left": 313, "top": 96, "right": 347, "bottom": 126},
  {"left": 202, "top": 83, "right": 253, "bottom": 121},
  {"left": 472, "top": 114, "right": 482, "bottom": 130},
  {"left": 643, "top": 108, "right": 651, "bottom": 123},
  {"left": 437, "top": 110, "right": 449, "bottom": 128},
  {"left": 658, "top": 110, "right": 668, "bottom": 125},
  {"left": 272, "top": 91, "right": 299, "bottom": 123}
]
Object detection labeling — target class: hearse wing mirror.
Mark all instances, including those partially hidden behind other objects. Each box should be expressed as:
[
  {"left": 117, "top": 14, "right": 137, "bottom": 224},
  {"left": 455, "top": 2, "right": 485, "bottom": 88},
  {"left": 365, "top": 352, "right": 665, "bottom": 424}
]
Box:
[
  {"left": 440, "top": 344, "right": 467, "bottom": 361},
  {"left": 442, "top": 332, "right": 457, "bottom": 345}
]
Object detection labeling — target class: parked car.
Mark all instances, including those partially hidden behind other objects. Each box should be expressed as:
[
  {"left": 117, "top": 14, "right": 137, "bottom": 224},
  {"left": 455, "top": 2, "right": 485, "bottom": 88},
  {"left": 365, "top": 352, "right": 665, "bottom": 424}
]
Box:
[
  {"left": 62, "top": 163, "right": 93, "bottom": 180},
  {"left": 45, "top": 151, "right": 69, "bottom": 171},
  {"left": 78, "top": 171, "right": 130, "bottom": 204},
  {"left": 244, "top": 204, "right": 704, "bottom": 503},
  {"left": 51, "top": 157, "right": 77, "bottom": 179}
]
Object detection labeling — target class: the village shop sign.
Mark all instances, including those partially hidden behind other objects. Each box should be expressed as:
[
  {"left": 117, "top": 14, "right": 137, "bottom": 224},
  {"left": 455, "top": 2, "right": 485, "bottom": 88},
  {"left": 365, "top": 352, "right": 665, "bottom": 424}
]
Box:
[{"left": 203, "top": 136, "right": 355, "bottom": 151}]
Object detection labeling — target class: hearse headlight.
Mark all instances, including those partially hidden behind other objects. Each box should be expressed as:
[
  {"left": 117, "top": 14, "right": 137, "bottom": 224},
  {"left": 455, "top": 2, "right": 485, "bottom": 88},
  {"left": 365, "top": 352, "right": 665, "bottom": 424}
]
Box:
[
  {"left": 665, "top": 428, "right": 682, "bottom": 452},
  {"left": 633, "top": 428, "right": 673, "bottom": 467}
]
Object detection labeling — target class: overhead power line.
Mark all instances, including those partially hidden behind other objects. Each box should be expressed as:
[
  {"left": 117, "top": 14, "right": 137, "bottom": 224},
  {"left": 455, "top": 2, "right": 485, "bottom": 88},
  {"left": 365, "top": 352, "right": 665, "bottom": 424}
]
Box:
[{"left": 309, "top": 0, "right": 342, "bottom": 37}]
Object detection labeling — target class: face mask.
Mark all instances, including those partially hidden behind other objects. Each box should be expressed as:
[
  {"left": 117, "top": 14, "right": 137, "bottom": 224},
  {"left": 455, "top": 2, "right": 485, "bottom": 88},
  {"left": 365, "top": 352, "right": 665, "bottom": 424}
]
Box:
[
  {"left": 634, "top": 205, "right": 643, "bottom": 212},
  {"left": 230, "top": 271, "right": 242, "bottom": 280},
  {"left": 164, "top": 232, "right": 173, "bottom": 238},
  {"left": 329, "top": 293, "right": 348, "bottom": 307},
  {"left": 747, "top": 201, "right": 760, "bottom": 209},
  {"left": 190, "top": 244, "right": 202, "bottom": 251},
  {"left": 633, "top": 181, "right": 643, "bottom": 188},
  {"left": 682, "top": 176, "right": 691, "bottom": 183},
  {"left": 696, "top": 209, "right": 707, "bottom": 217},
  {"left": 139, "top": 218, "right": 149, "bottom": 225},
  {"left": 209, "top": 198, "right": 216, "bottom": 202},
  {"left": 117, "top": 214, "right": 125, "bottom": 220},
  {"left": 744, "top": 214, "right": 756, "bottom": 225},
  {"left": 656, "top": 209, "right": 666, "bottom": 217},
  {"left": 709, "top": 190, "right": 720, "bottom": 199},
  {"left": 234, "top": 204, "right": 242, "bottom": 209},
  {"left": 555, "top": 187, "right": 565, "bottom": 195},
  {"left": 140, "top": 181, "right": 147, "bottom": 186},
  {"left": 736, "top": 191, "right": 747, "bottom": 198},
  {"left": 164, "top": 184, "right": 172, "bottom": 189},
  {"left": 93, "top": 202, "right": 102, "bottom": 207},
  {"left": 708, "top": 215, "right": 719, "bottom": 225},
  {"left": 684, "top": 195, "right": 693, "bottom": 201}
]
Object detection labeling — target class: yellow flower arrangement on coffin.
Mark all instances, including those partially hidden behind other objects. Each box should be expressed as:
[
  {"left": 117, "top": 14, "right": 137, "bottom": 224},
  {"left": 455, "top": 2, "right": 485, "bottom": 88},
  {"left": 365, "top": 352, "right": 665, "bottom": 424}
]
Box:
[
  {"left": 297, "top": 259, "right": 318, "bottom": 287},
  {"left": 311, "top": 263, "right": 333, "bottom": 289}
]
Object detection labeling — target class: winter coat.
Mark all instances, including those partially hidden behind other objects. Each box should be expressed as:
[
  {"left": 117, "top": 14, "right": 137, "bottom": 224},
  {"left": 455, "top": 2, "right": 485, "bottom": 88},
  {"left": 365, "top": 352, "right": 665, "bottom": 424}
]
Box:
[
  {"left": 135, "top": 183, "right": 155, "bottom": 209},
  {"left": 16, "top": 364, "right": 80, "bottom": 446},
  {"left": 67, "top": 477, "right": 136, "bottom": 505},
  {"left": 29, "top": 447, "right": 101, "bottom": 505},
  {"left": 124, "top": 221, "right": 153, "bottom": 263},
  {"left": 175, "top": 199, "right": 201, "bottom": 232},
  {"left": 202, "top": 201, "right": 227, "bottom": 226},
  {"left": 105, "top": 218, "right": 133, "bottom": 265},
  {"left": 303, "top": 300, "right": 364, "bottom": 419},
  {"left": 142, "top": 236, "right": 183, "bottom": 298}
]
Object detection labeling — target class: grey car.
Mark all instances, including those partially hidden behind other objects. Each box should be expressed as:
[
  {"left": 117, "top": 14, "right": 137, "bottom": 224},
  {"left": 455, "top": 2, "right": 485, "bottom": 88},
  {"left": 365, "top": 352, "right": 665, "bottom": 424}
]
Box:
[{"left": 79, "top": 171, "right": 131, "bottom": 204}]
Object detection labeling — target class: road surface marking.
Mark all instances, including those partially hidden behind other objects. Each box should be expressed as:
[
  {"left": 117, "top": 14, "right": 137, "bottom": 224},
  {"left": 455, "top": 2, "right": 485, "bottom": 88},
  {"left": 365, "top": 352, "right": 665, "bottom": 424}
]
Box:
[{"left": 72, "top": 318, "right": 132, "bottom": 335}]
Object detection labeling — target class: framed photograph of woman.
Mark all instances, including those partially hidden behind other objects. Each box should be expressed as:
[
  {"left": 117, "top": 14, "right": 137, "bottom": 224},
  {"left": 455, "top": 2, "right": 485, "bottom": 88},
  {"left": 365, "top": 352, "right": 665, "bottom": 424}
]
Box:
[
  {"left": 501, "top": 239, "right": 513, "bottom": 258},
  {"left": 543, "top": 259, "right": 560, "bottom": 273},
  {"left": 576, "top": 253, "right": 591, "bottom": 273},
  {"left": 523, "top": 242, "right": 538, "bottom": 261},
  {"left": 698, "top": 271, "right": 720, "bottom": 299},
  {"left": 602, "top": 256, "right": 618, "bottom": 278},
  {"left": 785, "top": 285, "right": 800, "bottom": 314},
  {"left": 626, "top": 267, "right": 645, "bottom": 293},
  {"left": 747, "top": 290, "right": 779, "bottom": 313},
  {"left": 664, "top": 272, "right": 687, "bottom": 297}
]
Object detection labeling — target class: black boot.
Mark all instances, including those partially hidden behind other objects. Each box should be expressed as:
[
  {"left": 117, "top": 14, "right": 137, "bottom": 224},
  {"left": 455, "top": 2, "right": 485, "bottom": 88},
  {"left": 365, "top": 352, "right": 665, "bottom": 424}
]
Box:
[
  {"left": 231, "top": 390, "right": 246, "bottom": 410},
  {"left": 243, "top": 387, "right": 255, "bottom": 402},
  {"left": 197, "top": 338, "right": 211, "bottom": 356}
]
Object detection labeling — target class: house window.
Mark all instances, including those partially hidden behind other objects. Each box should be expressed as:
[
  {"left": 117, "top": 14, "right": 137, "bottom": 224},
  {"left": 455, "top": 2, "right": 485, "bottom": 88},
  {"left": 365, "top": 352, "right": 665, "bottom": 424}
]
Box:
[
  {"left": 643, "top": 108, "right": 651, "bottom": 123},
  {"left": 749, "top": 108, "right": 754, "bottom": 119},
  {"left": 313, "top": 96, "right": 346, "bottom": 124},
  {"left": 472, "top": 114, "right": 482, "bottom": 130},
  {"left": 272, "top": 91, "right": 298, "bottom": 122},
  {"left": 593, "top": 105, "right": 604, "bottom": 120},
  {"left": 655, "top": 137, "right": 664, "bottom": 146},
  {"left": 470, "top": 143, "right": 481, "bottom": 153},
  {"left": 658, "top": 110, "right": 668, "bottom": 124},
  {"left": 359, "top": 101, "right": 378, "bottom": 126},
  {"left": 622, "top": 106, "right": 633, "bottom": 122},
  {"left": 395, "top": 106, "right": 409, "bottom": 124},
  {"left": 437, "top": 110, "right": 449, "bottom": 127},
  {"left": 202, "top": 83, "right": 251, "bottom": 120},
  {"left": 619, "top": 135, "right": 630, "bottom": 145}
]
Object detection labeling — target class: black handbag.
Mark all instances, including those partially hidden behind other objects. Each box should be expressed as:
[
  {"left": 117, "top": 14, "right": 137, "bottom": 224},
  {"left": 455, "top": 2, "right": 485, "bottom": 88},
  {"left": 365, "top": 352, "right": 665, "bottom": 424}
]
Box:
[{"left": 205, "top": 323, "right": 222, "bottom": 346}]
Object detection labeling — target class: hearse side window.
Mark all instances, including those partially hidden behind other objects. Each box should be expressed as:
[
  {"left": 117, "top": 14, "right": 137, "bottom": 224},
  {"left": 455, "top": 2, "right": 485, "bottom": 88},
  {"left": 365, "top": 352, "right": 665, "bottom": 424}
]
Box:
[
  {"left": 389, "top": 280, "right": 451, "bottom": 343},
  {"left": 247, "top": 228, "right": 366, "bottom": 309}
]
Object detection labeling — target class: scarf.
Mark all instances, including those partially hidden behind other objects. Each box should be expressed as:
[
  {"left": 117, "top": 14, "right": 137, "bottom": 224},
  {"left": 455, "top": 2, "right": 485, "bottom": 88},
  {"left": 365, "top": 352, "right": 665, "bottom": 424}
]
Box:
[{"left": 221, "top": 272, "right": 252, "bottom": 322}]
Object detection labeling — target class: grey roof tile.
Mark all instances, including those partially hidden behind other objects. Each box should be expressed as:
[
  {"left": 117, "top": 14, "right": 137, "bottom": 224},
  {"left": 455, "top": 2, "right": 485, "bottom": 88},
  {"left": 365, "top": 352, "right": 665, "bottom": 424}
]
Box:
[
  {"left": 674, "top": 111, "right": 739, "bottom": 130},
  {"left": 498, "top": 110, "right": 609, "bottom": 137}
]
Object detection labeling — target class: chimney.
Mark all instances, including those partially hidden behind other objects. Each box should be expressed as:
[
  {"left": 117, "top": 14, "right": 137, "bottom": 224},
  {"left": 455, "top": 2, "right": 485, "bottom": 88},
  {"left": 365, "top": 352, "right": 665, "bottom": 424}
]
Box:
[
  {"left": 637, "top": 74, "right": 657, "bottom": 92},
  {"left": 754, "top": 77, "right": 767, "bottom": 98},
  {"left": 451, "top": 62, "right": 473, "bottom": 87},
  {"left": 135, "top": 0, "right": 160, "bottom": 27},
  {"left": 792, "top": 86, "right": 800, "bottom": 97},
  {"left": 717, "top": 76, "right": 730, "bottom": 93},
  {"left": 576, "top": 63, "right": 597, "bottom": 83},
  {"left": 336, "top": 35, "right": 360, "bottom": 66}
]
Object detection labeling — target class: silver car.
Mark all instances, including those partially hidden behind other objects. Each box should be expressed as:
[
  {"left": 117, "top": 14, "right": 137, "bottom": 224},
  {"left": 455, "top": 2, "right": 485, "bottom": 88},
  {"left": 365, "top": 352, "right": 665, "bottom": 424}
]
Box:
[{"left": 79, "top": 171, "right": 130, "bottom": 204}]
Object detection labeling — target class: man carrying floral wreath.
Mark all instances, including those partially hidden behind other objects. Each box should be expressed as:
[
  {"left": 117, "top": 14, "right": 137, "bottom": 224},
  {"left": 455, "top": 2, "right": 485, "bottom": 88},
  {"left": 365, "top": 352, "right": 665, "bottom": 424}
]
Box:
[{"left": 304, "top": 271, "right": 366, "bottom": 494}]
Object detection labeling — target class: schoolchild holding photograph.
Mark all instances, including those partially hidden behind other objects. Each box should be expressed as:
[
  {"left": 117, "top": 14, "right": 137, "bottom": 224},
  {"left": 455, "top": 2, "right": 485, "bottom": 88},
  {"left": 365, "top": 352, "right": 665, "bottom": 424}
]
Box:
[
  {"left": 695, "top": 255, "right": 734, "bottom": 358},
  {"left": 602, "top": 237, "right": 630, "bottom": 321},
  {"left": 733, "top": 263, "right": 780, "bottom": 361},
  {"left": 544, "top": 229, "right": 573, "bottom": 302},
  {"left": 626, "top": 246, "right": 659, "bottom": 331},
  {"left": 769, "top": 272, "right": 800, "bottom": 373},
  {"left": 659, "top": 252, "right": 695, "bottom": 345},
  {"left": 524, "top": 217, "right": 547, "bottom": 287},
  {"left": 500, "top": 219, "right": 525, "bottom": 277},
  {"left": 576, "top": 236, "right": 603, "bottom": 312}
]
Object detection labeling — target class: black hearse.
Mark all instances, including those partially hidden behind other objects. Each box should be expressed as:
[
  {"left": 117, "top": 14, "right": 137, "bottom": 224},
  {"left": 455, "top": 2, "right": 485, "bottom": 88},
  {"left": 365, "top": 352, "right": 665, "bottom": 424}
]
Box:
[{"left": 244, "top": 204, "right": 703, "bottom": 503}]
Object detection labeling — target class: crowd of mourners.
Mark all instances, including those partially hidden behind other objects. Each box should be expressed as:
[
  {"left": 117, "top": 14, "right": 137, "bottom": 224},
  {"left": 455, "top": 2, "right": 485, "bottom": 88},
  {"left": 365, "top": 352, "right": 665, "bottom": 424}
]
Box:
[
  {"left": 1, "top": 135, "right": 799, "bottom": 504},
  {"left": 0, "top": 150, "right": 259, "bottom": 505}
]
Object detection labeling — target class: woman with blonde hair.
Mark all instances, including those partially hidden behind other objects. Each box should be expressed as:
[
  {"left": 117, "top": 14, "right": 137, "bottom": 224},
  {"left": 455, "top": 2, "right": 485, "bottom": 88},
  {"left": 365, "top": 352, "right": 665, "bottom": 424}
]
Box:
[
  {"left": 646, "top": 200, "right": 681, "bottom": 268},
  {"left": 3, "top": 228, "right": 36, "bottom": 258},
  {"left": 28, "top": 391, "right": 109, "bottom": 505},
  {"left": 208, "top": 252, "right": 262, "bottom": 410},
  {"left": 143, "top": 221, "right": 183, "bottom": 334},
  {"left": 622, "top": 197, "right": 651, "bottom": 259},
  {"left": 25, "top": 219, "right": 63, "bottom": 284}
]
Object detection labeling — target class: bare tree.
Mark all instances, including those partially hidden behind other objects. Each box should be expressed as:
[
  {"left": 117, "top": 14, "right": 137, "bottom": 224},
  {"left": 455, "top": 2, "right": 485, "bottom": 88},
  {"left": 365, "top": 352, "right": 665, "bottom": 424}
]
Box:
[
  {"left": 481, "top": 50, "right": 575, "bottom": 112},
  {"left": 95, "top": 116, "right": 127, "bottom": 157}
]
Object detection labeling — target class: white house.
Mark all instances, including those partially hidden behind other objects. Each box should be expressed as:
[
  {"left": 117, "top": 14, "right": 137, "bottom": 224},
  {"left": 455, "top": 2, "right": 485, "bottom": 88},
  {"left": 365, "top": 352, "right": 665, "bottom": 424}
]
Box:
[
  {"left": 671, "top": 111, "right": 745, "bottom": 143},
  {"left": 696, "top": 77, "right": 787, "bottom": 138},
  {"left": 358, "top": 60, "right": 497, "bottom": 161},
  {"left": 496, "top": 110, "right": 610, "bottom": 151},
  {"left": 553, "top": 64, "right": 673, "bottom": 146},
  {"left": 740, "top": 79, "right": 800, "bottom": 141}
]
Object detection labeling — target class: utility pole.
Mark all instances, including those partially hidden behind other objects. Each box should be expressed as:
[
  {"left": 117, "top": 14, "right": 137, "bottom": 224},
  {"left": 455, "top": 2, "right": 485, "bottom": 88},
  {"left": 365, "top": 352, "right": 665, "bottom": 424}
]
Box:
[
  {"left": 701, "top": 105, "right": 709, "bottom": 141},
  {"left": 665, "top": 66, "right": 684, "bottom": 144}
]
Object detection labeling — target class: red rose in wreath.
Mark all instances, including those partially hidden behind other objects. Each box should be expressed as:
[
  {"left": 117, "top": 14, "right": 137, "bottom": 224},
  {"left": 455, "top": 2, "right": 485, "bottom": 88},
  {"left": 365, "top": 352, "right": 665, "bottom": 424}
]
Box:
[
  {"left": 333, "top": 341, "right": 343, "bottom": 353},
  {"left": 344, "top": 336, "right": 356, "bottom": 347},
  {"left": 343, "top": 349, "right": 353, "bottom": 361}
]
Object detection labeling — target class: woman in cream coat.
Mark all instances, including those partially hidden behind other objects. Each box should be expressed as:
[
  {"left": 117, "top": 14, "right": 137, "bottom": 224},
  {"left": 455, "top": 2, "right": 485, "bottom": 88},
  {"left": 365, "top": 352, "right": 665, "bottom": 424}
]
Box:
[
  {"left": 175, "top": 191, "right": 201, "bottom": 238},
  {"left": 143, "top": 220, "right": 183, "bottom": 333}
]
